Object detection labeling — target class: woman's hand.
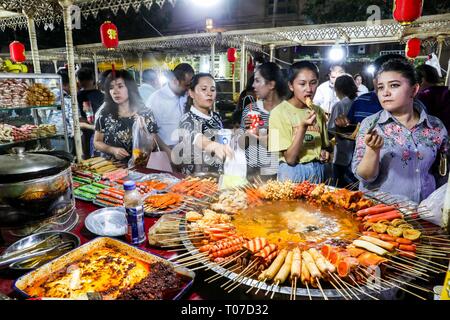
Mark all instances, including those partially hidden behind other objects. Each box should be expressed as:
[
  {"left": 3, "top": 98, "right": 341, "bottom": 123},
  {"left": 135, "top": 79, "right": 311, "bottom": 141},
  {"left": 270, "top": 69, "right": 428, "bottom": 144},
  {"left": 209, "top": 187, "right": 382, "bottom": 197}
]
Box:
[
  {"left": 335, "top": 114, "right": 350, "bottom": 128},
  {"left": 300, "top": 111, "right": 316, "bottom": 129},
  {"left": 213, "top": 142, "right": 234, "bottom": 161},
  {"left": 111, "top": 147, "right": 130, "bottom": 160},
  {"left": 364, "top": 130, "right": 384, "bottom": 151}
]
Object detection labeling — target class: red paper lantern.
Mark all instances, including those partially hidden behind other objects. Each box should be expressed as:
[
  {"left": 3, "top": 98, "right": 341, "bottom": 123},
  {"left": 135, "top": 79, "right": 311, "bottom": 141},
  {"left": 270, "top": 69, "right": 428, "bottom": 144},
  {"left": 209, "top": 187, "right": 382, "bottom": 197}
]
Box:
[
  {"left": 405, "top": 38, "right": 421, "bottom": 59},
  {"left": 100, "top": 21, "right": 119, "bottom": 50},
  {"left": 227, "top": 48, "right": 237, "bottom": 63},
  {"left": 9, "top": 41, "right": 26, "bottom": 63},
  {"left": 247, "top": 56, "right": 255, "bottom": 73},
  {"left": 393, "top": 0, "right": 423, "bottom": 25}
]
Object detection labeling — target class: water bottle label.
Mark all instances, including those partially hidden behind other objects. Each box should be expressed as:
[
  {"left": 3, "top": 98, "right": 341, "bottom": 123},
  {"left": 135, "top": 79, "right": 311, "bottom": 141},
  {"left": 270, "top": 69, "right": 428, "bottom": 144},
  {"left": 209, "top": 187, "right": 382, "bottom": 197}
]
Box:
[{"left": 125, "top": 205, "right": 146, "bottom": 245}]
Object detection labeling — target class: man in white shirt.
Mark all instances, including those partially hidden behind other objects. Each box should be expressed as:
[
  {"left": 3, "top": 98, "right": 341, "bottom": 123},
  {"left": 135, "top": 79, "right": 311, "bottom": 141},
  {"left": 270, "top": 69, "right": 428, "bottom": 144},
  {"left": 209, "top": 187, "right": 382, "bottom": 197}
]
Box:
[
  {"left": 138, "top": 69, "right": 161, "bottom": 102},
  {"left": 146, "top": 63, "right": 194, "bottom": 148},
  {"left": 354, "top": 73, "right": 369, "bottom": 96},
  {"left": 313, "top": 64, "right": 346, "bottom": 114}
]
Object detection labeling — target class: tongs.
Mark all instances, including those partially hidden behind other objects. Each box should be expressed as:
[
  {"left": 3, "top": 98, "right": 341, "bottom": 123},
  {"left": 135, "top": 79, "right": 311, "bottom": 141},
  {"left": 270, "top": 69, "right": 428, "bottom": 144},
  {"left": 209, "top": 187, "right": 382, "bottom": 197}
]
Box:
[{"left": 0, "top": 240, "right": 75, "bottom": 269}]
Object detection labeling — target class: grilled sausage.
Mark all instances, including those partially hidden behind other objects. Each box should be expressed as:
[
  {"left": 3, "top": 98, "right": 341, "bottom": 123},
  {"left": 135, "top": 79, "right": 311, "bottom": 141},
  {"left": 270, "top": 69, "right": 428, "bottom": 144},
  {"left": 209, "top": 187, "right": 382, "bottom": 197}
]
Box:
[{"left": 261, "top": 249, "right": 288, "bottom": 280}]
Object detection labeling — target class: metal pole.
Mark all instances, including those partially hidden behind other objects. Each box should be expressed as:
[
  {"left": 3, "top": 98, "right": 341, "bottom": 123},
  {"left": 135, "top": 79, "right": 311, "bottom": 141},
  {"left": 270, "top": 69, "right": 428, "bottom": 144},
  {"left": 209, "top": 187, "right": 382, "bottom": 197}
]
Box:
[
  {"left": 269, "top": 44, "right": 276, "bottom": 62},
  {"left": 122, "top": 56, "right": 127, "bottom": 70},
  {"left": 53, "top": 60, "right": 58, "bottom": 73},
  {"left": 240, "top": 40, "right": 246, "bottom": 93},
  {"left": 23, "top": 11, "right": 41, "bottom": 74},
  {"left": 210, "top": 41, "right": 215, "bottom": 76},
  {"left": 93, "top": 53, "right": 99, "bottom": 86},
  {"left": 446, "top": 58, "right": 450, "bottom": 88},
  {"left": 437, "top": 36, "right": 444, "bottom": 63},
  {"left": 59, "top": 0, "right": 83, "bottom": 163},
  {"left": 138, "top": 53, "right": 143, "bottom": 86}
]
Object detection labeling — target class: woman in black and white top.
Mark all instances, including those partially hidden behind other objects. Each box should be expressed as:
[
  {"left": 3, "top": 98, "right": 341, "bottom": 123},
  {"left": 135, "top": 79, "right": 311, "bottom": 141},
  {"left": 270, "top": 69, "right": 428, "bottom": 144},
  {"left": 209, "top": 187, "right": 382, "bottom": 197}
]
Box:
[
  {"left": 177, "top": 73, "right": 234, "bottom": 175},
  {"left": 240, "top": 62, "right": 287, "bottom": 181},
  {"left": 94, "top": 70, "right": 169, "bottom": 164}
]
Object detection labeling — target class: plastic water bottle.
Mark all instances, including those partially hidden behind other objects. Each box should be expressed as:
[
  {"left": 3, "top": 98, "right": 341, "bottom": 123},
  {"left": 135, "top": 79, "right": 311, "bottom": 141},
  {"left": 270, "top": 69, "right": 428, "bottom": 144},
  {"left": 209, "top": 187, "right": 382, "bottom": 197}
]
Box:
[{"left": 123, "top": 181, "right": 146, "bottom": 245}]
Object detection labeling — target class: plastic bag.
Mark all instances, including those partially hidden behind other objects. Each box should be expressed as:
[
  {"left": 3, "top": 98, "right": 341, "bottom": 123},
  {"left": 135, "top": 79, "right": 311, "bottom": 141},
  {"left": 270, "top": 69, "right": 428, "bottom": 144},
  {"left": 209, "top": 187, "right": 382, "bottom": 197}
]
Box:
[
  {"left": 419, "top": 183, "right": 447, "bottom": 227},
  {"left": 220, "top": 135, "right": 248, "bottom": 189},
  {"left": 128, "top": 116, "right": 153, "bottom": 168}
]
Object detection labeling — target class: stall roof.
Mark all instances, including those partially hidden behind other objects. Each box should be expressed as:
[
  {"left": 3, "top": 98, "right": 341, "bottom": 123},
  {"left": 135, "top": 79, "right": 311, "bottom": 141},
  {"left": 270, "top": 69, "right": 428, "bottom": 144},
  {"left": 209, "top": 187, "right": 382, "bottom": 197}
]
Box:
[{"left": 0, "top": 0, "right": 175, "bottom": 30}]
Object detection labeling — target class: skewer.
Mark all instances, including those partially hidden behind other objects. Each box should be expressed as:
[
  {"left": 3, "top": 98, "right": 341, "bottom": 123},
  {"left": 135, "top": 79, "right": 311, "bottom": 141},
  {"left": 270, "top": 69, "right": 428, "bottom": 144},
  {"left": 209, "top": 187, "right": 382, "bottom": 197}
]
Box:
[
  {"left": 290, "top": 277, "right": 297, "bottom": 301},
  {"left": 270, "top": 281, "right": 279, "bottom": 300},
  {"left": 384, "top": 264, "right": 429, "bottom": 281},
  {"left": 264, "top": 282, "right": 276, "bottom": 297},
  {"left": 355, "top": 270, "right": 385, "bottom": 292},
  {"left": 315, "top": 279, "right": 328, "bottom": 300},
  {"left": 254, "top": 279, "right": 267, "bottom": 295},
  {"left": 205, "top": 251, "right": 246, "bottom": 271},
  {"left": 170, "top": 250, "right": 203, "bottom": 262},
  {"left": 221, "top": 260, "right": 258, "bottom": 288},
  {"left": 175, "top": 252, "right": 208, "bottom": 263},
  {"left": 391, "top": 254, "right": 446, "bottom": 272},
  {"left": 331, "top": 274, "right": 360, "bottom": 300},
  {"left": 377, "top": 277, "right": 428, "bottom": 300},
  {"left": 348, "top": 275, "right": 379, "bottom": 300},
  {"left": 423, "top": 235, "right": 450, "bottom": 241},
  {"left": 205, "top": 265, "right": 240, "bottom": 283},
  {"left": 328, "top": 273, "right": 353, "bottom": 299},
  {"left": 385, "top": 275, "right": 433, "bottom": 293},
  {"left": 305, "top": 282, "right": 312, "bottom": 300},
  {"left": 224, "top": 265, "right": 255, "bottom": 291},
  {"left": 180, "top": 257, "right": 209, "bottom": 268},
  {"left": 228, "top": 270, "right": 259, "bottom": 293},
  {"left": 326, "top": 275, "right": 348, "bottom": 300}
]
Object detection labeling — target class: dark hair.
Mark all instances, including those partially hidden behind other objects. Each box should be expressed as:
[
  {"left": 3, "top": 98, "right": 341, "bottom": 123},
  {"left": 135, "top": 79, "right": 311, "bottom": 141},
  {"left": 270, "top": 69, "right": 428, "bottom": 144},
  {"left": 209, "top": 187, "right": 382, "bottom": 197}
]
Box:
[
  {"left": 101, "top": 70, "right": 145, "bottom": 120},
  {"left": 376, "top": 59, "right": 419, "bottom": 86},
  {"left": 335, "top": 74, "right": 358, "bottom": 100},
  {"left": 353, "top": 73, "right": 363, "bottom": 81},
  {"left": 142, "top": 69, "right": 158, "bottom": 83},
  {"left": 416, "top": 64, "right": 440, "bottom": 85},
  {"left": 57, "top": 69, "right": 69, "bottom": 86},
  {"left": 98, "top": 70, "right": 112, "bottom": 92},
  {"left": 255, "top": 62, "right": 288, "bottom": 98},
  {"left": 76, "top": 67, "right": 94, "bottom": 82},
  {"left": 288, "top": 61, "right": 320, "bottom": 83},
  {"left": 172, "top": 63, "right": 194, "bottom": 82},
  {"left": 329, "top": 64, "right": 346, "bottom": 73},
  {"left": 185, "top": 73, "right": 215, "bottom": 113},
  {"left": 373, "top": 54, "right": 407, "bottom": 75}
]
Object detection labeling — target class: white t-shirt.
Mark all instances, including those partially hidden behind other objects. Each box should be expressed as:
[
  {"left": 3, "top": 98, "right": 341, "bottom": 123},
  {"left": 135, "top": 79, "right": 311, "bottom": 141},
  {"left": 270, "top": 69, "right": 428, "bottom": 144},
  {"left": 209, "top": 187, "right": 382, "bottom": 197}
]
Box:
[
  {"left": 313, "top": 80, "right": 340, "bottom": 114},
  {"left": 357, "top": 84, "right": 369, "bottom": 96},
  {"left": 146, "top": 84, "right": 187, "bottom": 146}
]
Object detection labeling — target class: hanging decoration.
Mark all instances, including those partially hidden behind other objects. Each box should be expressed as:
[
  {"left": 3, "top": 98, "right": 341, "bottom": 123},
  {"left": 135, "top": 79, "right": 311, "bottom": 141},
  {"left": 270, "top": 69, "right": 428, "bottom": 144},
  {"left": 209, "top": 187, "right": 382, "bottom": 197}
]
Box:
[
  {"left": 9, "top": 41, "right": 26, "bottom": 63},
  {"left": 405, "top": 38, "right": 421, "bottom": 59},
  {"left": 227, "top": 47, "right": 237, "bottom": 102},
  {"left": 247, "top": 56, "right": 255, "bottom": 74},
  {"left": 100, "top": 21, "right": 119, "bottom": 76},
  {"left": 393, "top": 0, "right": 423, "bottom": 25},
  {"left": 100, "top": 21, "right": 119, "bottom": 50}
]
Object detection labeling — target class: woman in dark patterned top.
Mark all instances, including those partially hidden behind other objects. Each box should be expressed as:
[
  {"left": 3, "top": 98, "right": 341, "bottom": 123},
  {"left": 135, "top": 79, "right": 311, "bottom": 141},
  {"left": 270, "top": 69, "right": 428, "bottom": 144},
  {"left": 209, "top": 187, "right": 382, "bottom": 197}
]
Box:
[
  {"left": 176, "top": 73, "right": 234, "bottom": 175},
  {"left": 94, "top": 70, "right": 168, "bottom": 163}
]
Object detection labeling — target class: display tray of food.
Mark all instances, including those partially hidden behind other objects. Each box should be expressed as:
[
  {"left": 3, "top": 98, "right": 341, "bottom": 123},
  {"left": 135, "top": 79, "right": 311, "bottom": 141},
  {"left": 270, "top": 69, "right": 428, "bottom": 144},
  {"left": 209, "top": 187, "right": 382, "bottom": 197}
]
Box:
[
  {"left": 173, "top": 180, "right": 446, "bottom": 300},
  {"left": 144, "top": 192, "right": 185, "bottom": 217},
  {"left": 14, "top": 237, "right": 195, "bottom": 300},
  {"left": 169, "top": 177, "right": 219, "bottom": 199}
]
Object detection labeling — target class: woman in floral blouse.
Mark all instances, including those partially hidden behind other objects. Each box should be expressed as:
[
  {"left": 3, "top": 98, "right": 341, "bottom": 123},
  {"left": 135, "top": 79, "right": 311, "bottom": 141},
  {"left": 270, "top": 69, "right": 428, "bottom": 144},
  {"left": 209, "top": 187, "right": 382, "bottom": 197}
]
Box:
[
  {"left": 352, "top": 59, "right": 448, "bottom": 203},
  {"left": 94, "top": 70, "right": 168, "bottom": 163}
]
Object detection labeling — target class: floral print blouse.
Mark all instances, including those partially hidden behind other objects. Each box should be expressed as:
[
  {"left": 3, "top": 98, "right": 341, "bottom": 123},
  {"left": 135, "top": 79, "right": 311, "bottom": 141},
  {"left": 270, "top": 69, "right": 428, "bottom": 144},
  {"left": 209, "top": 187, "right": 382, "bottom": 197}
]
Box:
[
  {"left": 352, "top": 104, "right": 448, "bottom": 203},
  {"left": 95, "top": 109, "right": 158, "bottom": 162}
]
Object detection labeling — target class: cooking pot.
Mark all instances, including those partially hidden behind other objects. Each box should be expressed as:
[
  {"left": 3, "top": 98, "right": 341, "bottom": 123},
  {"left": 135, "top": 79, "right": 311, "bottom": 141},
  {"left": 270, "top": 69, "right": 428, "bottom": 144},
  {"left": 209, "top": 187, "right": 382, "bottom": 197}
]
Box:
[{"left": 0, "top": 147, "right": 74, "bottom": 228}]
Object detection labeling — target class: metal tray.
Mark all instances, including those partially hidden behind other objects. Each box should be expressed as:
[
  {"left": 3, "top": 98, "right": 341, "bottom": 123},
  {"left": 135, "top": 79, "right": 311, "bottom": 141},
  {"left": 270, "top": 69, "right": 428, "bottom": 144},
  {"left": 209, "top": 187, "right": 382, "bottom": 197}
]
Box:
[{"left": 14, "top": 237, "right": 196, "bottom": 300}]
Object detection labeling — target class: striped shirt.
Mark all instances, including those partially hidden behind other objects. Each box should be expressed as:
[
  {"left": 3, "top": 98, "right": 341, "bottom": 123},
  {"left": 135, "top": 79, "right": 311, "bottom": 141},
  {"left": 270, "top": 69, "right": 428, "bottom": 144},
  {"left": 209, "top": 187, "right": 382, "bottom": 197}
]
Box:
[{"left": 240, "top": 101, "right": 278, "bottom": 176}]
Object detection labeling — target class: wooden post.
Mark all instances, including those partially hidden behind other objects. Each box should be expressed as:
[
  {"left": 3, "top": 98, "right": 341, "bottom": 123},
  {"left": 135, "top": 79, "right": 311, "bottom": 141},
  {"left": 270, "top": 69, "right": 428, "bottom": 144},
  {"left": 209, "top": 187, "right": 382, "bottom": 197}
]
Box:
[
  {"left": 59, "top": 0, "right": 83, "bottom": 163},
  {"left": 23, "top": 11, "right": 41, "bottom": 74},
  {"left": 270, "top": 44, "right": 276, "bottom": 62},
  {"left": 240, "top": 39, "right": 246, "bottom": 93},
  {"left": 210, "top": 41, "right": 215, "bottom": 76}
]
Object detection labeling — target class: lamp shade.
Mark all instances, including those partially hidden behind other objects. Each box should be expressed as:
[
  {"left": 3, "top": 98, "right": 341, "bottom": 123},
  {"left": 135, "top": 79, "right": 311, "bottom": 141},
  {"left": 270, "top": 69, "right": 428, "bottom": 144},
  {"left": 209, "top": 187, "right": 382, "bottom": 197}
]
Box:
[
  {"left": 100, "top": 21, "right": 119, "bottom": 50},
  {"left": 393, "top": 0, "right": 423, "bottom": 25},
  {"left": 9, "top": 41, "right": 26, "bottom": 63},
  {"left": 227, "top": 48, "right": 237, "bottom": 63},
  {"left": 405, "top": 38, "right": 421, "bottom": 59}
]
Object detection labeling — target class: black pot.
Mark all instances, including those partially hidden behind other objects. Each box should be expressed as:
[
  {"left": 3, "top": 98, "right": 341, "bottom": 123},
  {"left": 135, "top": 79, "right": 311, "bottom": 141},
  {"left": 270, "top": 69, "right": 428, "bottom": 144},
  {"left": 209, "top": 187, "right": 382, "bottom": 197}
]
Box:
[{"left": 0, "top": 148, "right": 74, "bottom": 228}]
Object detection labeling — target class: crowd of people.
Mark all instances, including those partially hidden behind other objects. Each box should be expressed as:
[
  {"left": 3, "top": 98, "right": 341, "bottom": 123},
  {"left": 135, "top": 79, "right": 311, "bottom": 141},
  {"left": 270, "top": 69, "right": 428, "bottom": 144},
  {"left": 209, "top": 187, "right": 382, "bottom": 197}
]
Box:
[{"left": 55, "top": 53, "right": 449, "bottom": 204}]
